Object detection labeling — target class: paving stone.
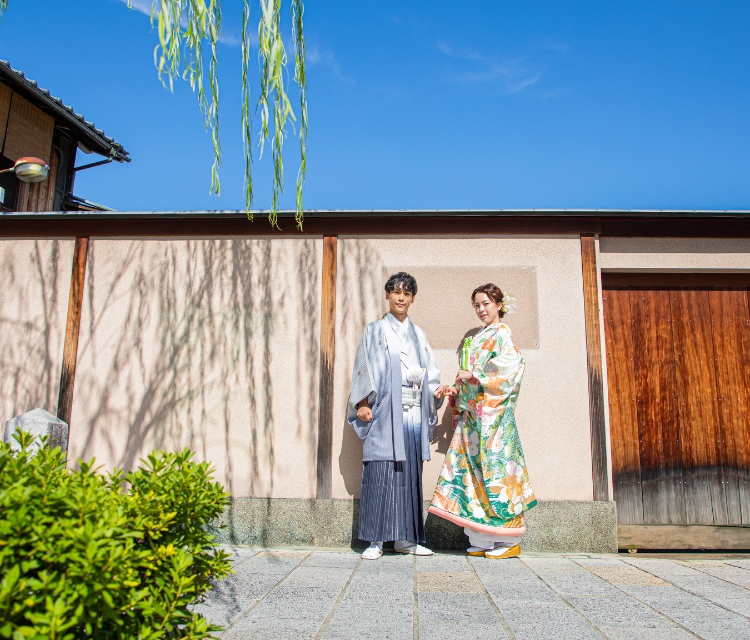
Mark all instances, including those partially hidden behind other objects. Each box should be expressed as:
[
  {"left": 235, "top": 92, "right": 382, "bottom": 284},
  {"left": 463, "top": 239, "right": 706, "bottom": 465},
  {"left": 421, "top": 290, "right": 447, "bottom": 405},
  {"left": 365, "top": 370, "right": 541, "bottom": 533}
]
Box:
[
  {"left": 338, "top": 584, "right": 414, "bottom": 605},
  {"left": 254, "top": 550, "right": 311, "bottom": 559},
  {"left": 232, "top": 555, "right": 306, "bottom": 576},
  {"left": 484, "top": 581, "right": 564, "bottom": 605},
  {"left": 686, "top": 562, "right": 750, "bottom": 588},
  {"left": 582, "top": 564, "right": 670, "bottom": 586},
  {"left": 417, "top": 592, "right": 499, "bottom": 624},
  {"left": 631, "top": 570, "right": 750, "bottom": 618},
  {"left": 280, "top": 566, "right": 354, "bottom": 589},
  {"left": 302, "top": 552, "right": 361, "bottom": 569},
  {"left": 416, "top": 554, "right": 470, "bottom": 573},
  {"left": 624, "top": 558, "right": 699, "bottom": 577},
  {"left": 619, "top": 585, "right": 750, "bottom": 639},
  {"left": 419, "top": 622, "right": 509, "bottom": 639},
  {"left": 192, "top": 551, "right": 750, "bottom": 640},
  {"left": 218, "top": 549, "right": 261, "bottom": 571},
  {"left": 522, "top": 558, "right": 622, "bottom": 596},
  {"left": 191, "top": 599, "right": 253, "bottom": 629},
  {"left": 321, "top": 618, "right": 413, "bottom": 640},
  {"left": 565, "top": 595, "right": 675, "bottom": 629},
  {"left": 574, "top": 556, "right": 631, "bottom": 567},
  {"left": 469, "top": 556, "right": 542, "bottom": 583},
  {"left": 417, "top": 571, "right": 483, "bottom": 593},
  {"left": 208, "top": 572, "right": 284, "bottom": 602},
  {"left": 598, "top": 627, "right": 697, "bottom": 640},
  {"left": 331, "top": 599, "right": 414, "bottom": 621},
  {"left": 497, "top": 601, "right": 602, "bottom": 640},
  {"left": 249, "top": 587, "right": 343, "bottom": 620},
  {"left": 223, "top": 616, "right": 321, "bottom": 639},
  {"left": 323, "top": 597, "right": 414, "bottom": 640}
]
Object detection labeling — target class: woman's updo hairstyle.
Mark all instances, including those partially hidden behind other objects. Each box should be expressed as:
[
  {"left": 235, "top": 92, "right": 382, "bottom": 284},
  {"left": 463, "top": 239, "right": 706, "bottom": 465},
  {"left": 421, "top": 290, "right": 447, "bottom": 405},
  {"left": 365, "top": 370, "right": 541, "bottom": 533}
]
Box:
[{"left": 471, "top": 283, "right": 506, "bottom": 318}]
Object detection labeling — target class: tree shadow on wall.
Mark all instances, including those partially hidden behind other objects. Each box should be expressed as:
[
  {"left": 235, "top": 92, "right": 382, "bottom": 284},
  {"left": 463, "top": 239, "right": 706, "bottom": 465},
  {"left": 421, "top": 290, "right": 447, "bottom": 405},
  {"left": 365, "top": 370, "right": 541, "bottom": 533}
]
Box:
[
  {"left": 75, "top": 238, "right": 319, "bottom": 545},
  {"left": 0, "top": 239, "right": 64, "bottom": 420}
]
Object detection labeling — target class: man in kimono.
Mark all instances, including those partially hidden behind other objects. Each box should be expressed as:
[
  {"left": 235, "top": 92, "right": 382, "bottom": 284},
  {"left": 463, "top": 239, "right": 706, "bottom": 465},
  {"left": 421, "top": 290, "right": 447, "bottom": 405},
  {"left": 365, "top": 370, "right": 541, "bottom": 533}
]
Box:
[{"left": 348, "top": 272, "right": 450, "bottom": 560}]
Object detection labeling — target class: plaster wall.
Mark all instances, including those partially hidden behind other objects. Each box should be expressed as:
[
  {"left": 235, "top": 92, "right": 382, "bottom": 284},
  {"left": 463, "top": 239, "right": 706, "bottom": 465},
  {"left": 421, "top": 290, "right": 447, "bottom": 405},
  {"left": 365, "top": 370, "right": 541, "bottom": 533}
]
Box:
[
  {"left": 599, "top": 237, "right": 750, "bottom": 270},
  {"left": 68, "top": 238, "right": 322, "bottom": 499},
  {"left": 0, "top": 238, "right": 73, "bottom": 423},
  {"left": 332, "top": 236, "right": 594, "bottom": 503}
]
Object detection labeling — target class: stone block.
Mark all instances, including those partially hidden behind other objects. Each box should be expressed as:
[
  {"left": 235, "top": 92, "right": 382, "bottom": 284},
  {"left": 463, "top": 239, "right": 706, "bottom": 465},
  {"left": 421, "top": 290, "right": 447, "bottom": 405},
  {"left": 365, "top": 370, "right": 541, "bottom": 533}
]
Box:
[
  {"left": 213, "top": 498, "right": 618, "bottom": 554},
  {"left": 3, "top": 408, "right": 68, "bottom": 453},
  {"left": 419, "top": 622, "right": 510, "bottom": 640},
  {"left": 224, "top": 616, "right": 322, "bottom": 640},
  {"left": 417, "top": 592, "right": 499, "bottom": 624}
]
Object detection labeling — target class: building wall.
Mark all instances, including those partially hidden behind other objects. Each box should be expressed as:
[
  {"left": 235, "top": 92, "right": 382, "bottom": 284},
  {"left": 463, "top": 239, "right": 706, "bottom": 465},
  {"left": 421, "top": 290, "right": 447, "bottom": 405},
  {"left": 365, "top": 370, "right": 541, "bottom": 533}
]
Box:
[
  {"left": 0, "top": 238, "right": 73, "bottom": 423},
  {"left": 599, "top": 237, "right": 750, "bottom": 271},
  {"left": 332, "top": 236, "right": 595, "bottom": 503},
  {"left": 67, "top": 237, "right": 322, "bottom": 499}
]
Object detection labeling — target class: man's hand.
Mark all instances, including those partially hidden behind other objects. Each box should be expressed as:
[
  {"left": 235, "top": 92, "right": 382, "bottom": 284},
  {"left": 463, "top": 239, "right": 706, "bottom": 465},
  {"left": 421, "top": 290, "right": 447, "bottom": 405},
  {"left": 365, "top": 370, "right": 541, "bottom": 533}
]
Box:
[{"left": 357, "top": 406, "right": 372, "bottom": 422}]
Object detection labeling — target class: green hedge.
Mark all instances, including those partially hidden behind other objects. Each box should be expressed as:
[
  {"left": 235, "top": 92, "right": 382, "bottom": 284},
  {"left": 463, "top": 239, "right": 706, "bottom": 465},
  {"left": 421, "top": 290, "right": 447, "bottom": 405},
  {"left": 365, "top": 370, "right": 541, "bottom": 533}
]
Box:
[{"left": 0, "top": 432, "right": 232, "bottom": 639}]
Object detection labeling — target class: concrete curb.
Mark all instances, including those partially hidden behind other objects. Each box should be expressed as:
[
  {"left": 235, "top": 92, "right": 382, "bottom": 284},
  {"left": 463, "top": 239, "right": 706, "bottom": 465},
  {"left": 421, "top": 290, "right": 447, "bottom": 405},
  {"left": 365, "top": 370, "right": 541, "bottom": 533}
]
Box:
[{"left": 213, "top": 499, "right": 617, "bottom": 553}]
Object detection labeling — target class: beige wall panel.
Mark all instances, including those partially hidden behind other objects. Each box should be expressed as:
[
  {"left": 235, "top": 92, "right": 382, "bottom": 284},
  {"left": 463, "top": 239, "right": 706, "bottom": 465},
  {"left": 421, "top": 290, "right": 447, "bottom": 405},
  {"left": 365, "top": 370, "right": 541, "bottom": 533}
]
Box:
[
  {"left": 68, "top": 238, "right": 322, "bottom": 499},
  {"left": 0, "top": 238, "right": 73, "bottom": 421},
  {"left": 333, "top": 236, "right": 594, "bottom": 503},
  {"left": 599, "top": 237, "right": 750, "bottom": 271}
]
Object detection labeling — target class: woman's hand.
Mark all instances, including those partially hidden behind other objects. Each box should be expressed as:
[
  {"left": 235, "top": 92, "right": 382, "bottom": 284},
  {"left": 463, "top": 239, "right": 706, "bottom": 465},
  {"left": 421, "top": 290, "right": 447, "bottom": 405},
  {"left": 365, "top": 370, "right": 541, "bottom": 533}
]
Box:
[
  {"left": 434, "top": 385, "right": 456, "bottom": 399},
  {"left": 455, "top": 369, "right": 478, "bottom": 385}
]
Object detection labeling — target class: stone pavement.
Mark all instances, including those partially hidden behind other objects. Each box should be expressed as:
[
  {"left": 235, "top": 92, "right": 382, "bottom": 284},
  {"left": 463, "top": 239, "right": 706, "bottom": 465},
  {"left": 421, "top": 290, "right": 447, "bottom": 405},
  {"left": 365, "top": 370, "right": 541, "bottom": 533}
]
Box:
[{"left": 194, "top": 548, "right": 750, "bottom": 639}]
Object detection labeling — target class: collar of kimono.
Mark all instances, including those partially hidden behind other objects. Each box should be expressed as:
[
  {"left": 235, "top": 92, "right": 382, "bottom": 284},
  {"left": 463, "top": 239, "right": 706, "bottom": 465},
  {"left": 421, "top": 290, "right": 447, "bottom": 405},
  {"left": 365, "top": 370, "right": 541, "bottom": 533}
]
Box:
[{"left": 386, "top": 311, "right": 410, "bottom": 343}]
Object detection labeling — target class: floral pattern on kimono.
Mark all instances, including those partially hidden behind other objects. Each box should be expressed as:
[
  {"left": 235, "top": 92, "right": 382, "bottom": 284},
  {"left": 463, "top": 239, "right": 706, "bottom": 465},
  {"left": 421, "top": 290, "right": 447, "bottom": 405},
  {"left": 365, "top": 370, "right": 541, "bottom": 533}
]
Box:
[{"left": 431, "top": 323, "right": 537, "bottom": 530}]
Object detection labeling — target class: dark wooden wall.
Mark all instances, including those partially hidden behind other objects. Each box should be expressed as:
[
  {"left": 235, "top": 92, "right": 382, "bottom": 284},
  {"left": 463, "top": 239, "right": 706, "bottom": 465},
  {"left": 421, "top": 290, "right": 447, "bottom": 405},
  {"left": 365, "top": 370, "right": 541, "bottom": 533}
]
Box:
[{"left": 604, "top": 278, "right": 750, "bottom": 526}]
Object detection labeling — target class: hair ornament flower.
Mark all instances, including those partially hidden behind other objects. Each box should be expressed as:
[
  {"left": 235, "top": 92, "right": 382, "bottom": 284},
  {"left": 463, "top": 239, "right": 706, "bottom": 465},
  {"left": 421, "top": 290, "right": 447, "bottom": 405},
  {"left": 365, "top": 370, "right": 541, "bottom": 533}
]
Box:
[{"left": 501, "top": 293, "right": 517, "bottom": 314}]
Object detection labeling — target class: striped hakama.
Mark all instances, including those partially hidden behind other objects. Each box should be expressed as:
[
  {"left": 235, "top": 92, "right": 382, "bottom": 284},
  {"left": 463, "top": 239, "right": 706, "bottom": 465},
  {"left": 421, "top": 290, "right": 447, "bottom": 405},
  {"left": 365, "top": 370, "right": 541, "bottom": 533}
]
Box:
[{"left": 358, "top": 403, "right": 425, "bottom": 544}]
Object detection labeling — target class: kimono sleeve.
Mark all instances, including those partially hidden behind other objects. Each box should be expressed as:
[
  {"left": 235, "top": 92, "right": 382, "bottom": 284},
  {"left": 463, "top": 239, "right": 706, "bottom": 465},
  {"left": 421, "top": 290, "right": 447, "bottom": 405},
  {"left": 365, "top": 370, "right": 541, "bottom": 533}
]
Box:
[{"left": 347, "top": 328, "right": 377, "bottom": 439}]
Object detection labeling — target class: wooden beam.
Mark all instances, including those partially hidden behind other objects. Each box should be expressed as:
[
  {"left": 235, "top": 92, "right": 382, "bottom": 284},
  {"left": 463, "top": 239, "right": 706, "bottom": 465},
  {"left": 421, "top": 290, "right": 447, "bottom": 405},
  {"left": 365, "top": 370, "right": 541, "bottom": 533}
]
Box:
[
  {"left": 57, "top": 236, "right": 88, "bottom": 441},
  {"left": 618, "top": 524, "right": 750, "bottom": 550},
  {"left": 0, "top": 216, "right": 602, "bottom": 238},
  {"left": 581, "top": 233, "right": 609, "bottom": 501},
  {"left": 316, "top": 235, "right": 338, "bottom": 499}
]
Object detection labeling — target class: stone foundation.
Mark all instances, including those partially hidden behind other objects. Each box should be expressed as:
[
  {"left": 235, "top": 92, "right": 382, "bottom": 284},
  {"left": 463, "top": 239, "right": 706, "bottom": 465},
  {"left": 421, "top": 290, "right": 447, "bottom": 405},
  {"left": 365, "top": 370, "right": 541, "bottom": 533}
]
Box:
[{"left": 214, "top": 499, "right": 617, "bottom": 553}]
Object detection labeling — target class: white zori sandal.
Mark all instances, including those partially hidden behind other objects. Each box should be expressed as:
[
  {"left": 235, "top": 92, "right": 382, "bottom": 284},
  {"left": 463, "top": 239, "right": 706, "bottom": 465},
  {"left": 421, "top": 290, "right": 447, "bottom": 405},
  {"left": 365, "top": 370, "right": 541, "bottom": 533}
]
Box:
[
  {"left": 362, "top": 542, "right": 383, "bottom": 560},
  {"left": 394, "top": 541, "right": 434, "bottom": 556}
]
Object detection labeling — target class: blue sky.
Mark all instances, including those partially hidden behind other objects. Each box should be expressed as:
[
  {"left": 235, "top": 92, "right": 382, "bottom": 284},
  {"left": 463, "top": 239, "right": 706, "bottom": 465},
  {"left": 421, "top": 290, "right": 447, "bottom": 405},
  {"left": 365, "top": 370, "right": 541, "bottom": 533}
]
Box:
[{"left": 1, "top": 0, "right": 749, "bottom": 212}]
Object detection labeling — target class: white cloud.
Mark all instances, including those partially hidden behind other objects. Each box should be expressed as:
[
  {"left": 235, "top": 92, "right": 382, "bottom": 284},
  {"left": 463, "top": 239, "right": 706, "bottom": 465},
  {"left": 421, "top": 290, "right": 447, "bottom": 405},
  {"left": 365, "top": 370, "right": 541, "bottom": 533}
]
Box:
[
  {"left": 307, "top": 45, "right": 355, "bottom": 86},
  {"left": 438, "top": 40, "right": 565, "bottom": 95},
  {"left": 116, "top": 0, "right": 241, "bottom": 47},
  {"left": 119, "top": 0, "right": 151, "bottom": 15}
]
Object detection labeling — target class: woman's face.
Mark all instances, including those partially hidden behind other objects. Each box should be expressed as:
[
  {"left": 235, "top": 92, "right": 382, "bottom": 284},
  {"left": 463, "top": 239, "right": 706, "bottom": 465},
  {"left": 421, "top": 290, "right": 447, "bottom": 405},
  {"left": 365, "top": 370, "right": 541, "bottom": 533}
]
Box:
[{"left": 472, "top": 292, "right": 502, "bottom": 326}]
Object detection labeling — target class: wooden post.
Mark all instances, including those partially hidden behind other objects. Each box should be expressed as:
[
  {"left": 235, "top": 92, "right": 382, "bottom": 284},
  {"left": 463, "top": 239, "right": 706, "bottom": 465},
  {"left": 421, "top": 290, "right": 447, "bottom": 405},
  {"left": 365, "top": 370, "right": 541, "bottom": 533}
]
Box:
[
  {"left": 57, "top": 236, "right": 88, "bottom": 440},
  {"left": 316, "top": 235, "right": 338, "bottom": 499},
  {"left": 581, "top": 233, "right": 609, "bottom": 501}
]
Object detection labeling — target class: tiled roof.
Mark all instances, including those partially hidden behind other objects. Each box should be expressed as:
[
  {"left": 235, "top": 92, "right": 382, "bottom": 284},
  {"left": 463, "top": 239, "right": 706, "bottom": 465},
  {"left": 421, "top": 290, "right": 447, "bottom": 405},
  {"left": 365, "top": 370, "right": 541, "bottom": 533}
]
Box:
[{"left": 0, "top": 59, "right": 129, "bottom": 162}]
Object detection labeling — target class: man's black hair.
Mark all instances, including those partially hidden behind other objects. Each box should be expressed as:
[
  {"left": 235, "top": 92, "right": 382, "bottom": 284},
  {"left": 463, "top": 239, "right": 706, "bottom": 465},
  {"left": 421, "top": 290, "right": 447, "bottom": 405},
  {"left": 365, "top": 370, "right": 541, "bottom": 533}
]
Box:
[{"left": 385, "top": 272, "right": 417, "bottom": 295}]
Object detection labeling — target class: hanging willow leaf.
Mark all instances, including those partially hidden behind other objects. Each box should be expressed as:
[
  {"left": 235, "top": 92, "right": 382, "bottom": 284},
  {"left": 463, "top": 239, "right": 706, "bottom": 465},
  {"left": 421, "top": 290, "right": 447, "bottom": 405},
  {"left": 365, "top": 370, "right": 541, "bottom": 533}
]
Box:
[
  {"left": 292, "top": 0, "right": 307, "bottom": 231},
  {"left": 151, "top": 0, "right": 223, "bottom": 196},
  {"left": 258, "top": 0, "right": 295, "bottom": 229},
  {"left": 241, "top": 0, "right": 253, "bottom": 220},
  {"left": 2, "top": 0, "right": 308, "bottom": 229}
]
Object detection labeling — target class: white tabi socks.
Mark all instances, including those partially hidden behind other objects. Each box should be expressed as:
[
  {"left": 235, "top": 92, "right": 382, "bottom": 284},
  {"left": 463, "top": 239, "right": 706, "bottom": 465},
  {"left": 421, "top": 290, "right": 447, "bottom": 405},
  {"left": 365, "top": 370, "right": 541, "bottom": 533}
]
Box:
[{"left": 362, "top": 542, "right": 383, "bottom": 560}]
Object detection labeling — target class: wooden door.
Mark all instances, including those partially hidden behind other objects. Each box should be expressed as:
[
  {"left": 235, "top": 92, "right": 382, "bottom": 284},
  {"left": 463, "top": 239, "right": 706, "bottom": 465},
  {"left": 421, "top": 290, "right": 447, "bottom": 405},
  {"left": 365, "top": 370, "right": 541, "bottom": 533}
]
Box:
[{"left": 603, "top": 275, "right": 750, "bottom": 535}]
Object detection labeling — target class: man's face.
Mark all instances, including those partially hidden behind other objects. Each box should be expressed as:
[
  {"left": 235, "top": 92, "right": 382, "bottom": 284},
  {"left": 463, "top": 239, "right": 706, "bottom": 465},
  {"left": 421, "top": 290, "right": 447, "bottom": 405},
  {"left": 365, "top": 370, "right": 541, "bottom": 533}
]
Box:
[{"left": 386, "top": 285, "right": 415, "bottom": 318}]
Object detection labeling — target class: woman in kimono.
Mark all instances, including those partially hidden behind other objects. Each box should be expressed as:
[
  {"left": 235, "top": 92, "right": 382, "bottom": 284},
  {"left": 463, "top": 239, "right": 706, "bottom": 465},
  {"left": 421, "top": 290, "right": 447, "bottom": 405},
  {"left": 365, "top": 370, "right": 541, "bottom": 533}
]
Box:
[{"left": 429, "top": 283, "right": 537, "bottom": 559}]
